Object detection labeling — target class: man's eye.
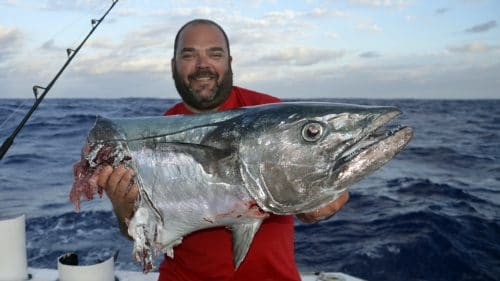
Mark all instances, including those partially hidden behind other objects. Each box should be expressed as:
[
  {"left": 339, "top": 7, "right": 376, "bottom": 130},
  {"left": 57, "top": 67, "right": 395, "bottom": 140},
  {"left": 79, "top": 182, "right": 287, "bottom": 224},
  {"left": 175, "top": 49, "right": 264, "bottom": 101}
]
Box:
[
  {"left": 182, "top": 53, "right": 194, "bottom": 59},
  {"left": 210, "top": 52, "right": 223, "bottom": 58}
]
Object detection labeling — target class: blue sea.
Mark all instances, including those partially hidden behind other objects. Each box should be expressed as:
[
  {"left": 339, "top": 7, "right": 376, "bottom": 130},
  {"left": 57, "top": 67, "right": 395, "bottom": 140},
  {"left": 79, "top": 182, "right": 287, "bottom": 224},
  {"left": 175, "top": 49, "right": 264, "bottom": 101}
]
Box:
[{"left": 0, "top": 98, "right": 499, "bottom": 281}]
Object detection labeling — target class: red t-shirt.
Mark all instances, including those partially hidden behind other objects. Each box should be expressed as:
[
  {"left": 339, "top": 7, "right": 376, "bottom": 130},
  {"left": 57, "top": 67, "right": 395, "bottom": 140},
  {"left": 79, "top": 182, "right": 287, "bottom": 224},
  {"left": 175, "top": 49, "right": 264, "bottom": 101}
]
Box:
[{"left": 158, "top": 86, "right": 300, "bottom": 281}]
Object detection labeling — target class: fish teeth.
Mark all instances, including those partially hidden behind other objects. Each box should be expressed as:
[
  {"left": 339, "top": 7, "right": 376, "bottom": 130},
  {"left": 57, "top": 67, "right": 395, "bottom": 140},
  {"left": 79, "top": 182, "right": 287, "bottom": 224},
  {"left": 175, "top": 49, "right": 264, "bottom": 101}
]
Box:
[
  {"left": 385, "top": 124, "right": 403, "bottom": 137},
  {"left": 344, "top": 150, "right": 359, "bottom": 161}
]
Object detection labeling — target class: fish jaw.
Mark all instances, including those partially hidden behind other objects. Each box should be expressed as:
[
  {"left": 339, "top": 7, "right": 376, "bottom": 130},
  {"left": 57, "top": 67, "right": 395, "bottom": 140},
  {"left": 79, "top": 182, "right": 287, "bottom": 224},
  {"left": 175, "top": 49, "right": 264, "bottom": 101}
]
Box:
[{"left": 335, "top": 126, "right": 413, "bottom": 190}]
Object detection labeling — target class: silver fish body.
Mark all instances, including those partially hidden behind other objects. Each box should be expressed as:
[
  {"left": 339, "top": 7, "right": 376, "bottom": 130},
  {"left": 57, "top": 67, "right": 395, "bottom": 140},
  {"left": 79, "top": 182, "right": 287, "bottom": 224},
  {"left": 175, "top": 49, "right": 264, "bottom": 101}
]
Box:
[{"left": 70, "top": 102, "right": 413, "bottom": 271}]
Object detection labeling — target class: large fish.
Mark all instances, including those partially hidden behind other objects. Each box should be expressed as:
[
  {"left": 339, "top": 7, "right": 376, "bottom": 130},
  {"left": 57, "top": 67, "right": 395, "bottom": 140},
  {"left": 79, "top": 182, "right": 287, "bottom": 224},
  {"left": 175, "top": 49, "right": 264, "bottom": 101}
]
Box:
[{"left": 70, "top": 102, "right": 412, "bottom": 272}]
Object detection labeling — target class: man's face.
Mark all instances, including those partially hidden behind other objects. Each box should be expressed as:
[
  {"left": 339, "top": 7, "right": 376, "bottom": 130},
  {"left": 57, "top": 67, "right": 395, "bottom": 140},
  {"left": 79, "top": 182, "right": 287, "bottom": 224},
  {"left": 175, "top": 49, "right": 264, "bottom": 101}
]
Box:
[{"left": 172, "top": 23, "right": 233, "bottom": 111}]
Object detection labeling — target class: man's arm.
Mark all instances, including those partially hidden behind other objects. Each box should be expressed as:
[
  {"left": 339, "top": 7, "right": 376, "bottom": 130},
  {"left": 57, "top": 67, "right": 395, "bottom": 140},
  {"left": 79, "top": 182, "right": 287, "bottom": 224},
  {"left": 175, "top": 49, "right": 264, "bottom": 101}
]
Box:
[
  {"left": 97, "top": 165, "right": 138, "bottom": 239},
  {"left": 296, "top": 192, "right": 349, "bottom": 224}
]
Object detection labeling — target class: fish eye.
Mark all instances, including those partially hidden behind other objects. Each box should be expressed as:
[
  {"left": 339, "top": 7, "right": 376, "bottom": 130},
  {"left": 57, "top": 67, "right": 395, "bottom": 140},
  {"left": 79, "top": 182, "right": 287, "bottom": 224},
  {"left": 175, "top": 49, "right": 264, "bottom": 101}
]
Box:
[{"left": 301, "top": 122, "right": 324, "bottom": 142}]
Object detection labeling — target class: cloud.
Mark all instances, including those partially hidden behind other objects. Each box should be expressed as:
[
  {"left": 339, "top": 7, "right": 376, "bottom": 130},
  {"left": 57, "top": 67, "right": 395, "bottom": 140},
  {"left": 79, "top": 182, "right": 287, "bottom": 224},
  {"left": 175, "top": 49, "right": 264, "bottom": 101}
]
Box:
[
  {"left": 40, "top": 0, "right": 103, "bottom": 11},
  {"left": 119, "top": 24, "right": 173, "bottom": 51},
  {"left": 405, "top": 15, "right": 416, "bottom": 21},
  {"left": 1, "top": 0, "right": 19, "bottom": 6},
  {"left": 356, "top": 23, "right": 383, "bottom": 33},
  {"left": 264, "top": 8, "right": 346, "bottom": 22},
  {"left": 0, "top": 25, "right": 23, "bottom": 46},
  {"left": 3, "top": 1, "right": 499, "bottom": 100},
  {"left": 446, "top": 42, "right": 498, "bottom": 54},
  {"left": 114, "top": 7, "right": 140, "bottom": 17},
  {"left": 169, "top": 7, "right": 227, "bottom": 18},
  {"left": 308, "top": 8, "right": 347, "bottom": 18},
  {"left": 435, "top": 8, "right": 450, "bottom": 14},
  {"left": 359, "top": 51, "right": 381, "bottom": 58},
  {"left": 257, "top": 47, "right": 345, "bottom": 66},
  {"left": 464, "top": 20, "right": 497, "bottom": 33},
  {"left": 326, "top": 31, "right": 340, "bottom": 39},
  {"left": 88, "top": 37, "right": 117, "bottom": 49},
  {"left": 247, "top": 57, "right": 500, "bottom": 100},
  {"left": 0, "top": 25, "right": 23, "bottom": 61},
  {"left": 70, "top": 51, "right": 170, "bottom": 75},
  {"left": 229, "top": 23, "right": 303, "bottom": 50},
  {"left": 348, "top": 0, "right": 414, "bottom": 8},
  {"left": 41, "top": 39, "right": 60, "bottom": 51},
  {"left": 226, "top": 9, "right": 342, "bottom": 49}
]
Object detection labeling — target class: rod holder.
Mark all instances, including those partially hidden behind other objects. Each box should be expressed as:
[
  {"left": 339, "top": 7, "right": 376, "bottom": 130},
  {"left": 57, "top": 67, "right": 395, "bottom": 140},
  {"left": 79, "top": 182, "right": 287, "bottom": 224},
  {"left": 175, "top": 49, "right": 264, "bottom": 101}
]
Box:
[
  {"left": 0, "top": 215, "right": 28, "bottom": 281},
  {"left": 58, "top": 252, "right": 115, "bottom": 281}
]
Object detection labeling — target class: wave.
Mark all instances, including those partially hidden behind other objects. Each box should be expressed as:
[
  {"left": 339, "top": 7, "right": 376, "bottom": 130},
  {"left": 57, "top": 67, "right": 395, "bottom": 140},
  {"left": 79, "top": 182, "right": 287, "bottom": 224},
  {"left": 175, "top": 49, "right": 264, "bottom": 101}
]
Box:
[
  {"left": 405, "top": 146, "right": 497, "bottom": 171},
  {"left": 295, "top": 208, "right": 500, "bottom": 281},
  {"left": 26, "top": 211, "right": 140, "bottom": 270}
]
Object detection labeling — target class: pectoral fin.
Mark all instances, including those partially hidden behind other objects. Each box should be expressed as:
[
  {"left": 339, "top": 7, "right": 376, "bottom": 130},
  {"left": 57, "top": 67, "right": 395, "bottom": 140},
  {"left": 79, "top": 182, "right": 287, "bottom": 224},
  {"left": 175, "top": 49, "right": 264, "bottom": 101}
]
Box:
[{"left": 230, "top": 219, "right": 263, "bottom": 269}]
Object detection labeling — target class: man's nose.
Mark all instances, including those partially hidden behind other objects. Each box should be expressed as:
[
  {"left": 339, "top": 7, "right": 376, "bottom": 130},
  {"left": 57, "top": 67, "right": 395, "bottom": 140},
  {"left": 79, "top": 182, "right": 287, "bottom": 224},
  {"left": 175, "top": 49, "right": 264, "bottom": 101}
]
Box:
[{"left": 196, "top": 53, "right": 210, "bottom": 67}]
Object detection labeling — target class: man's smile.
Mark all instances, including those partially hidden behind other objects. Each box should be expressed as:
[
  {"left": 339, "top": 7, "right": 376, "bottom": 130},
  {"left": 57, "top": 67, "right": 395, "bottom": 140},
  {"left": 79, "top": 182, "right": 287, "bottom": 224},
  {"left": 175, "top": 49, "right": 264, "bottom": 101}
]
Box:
[
  {"left": 192, "top": 76, "right": 215, "bottom": 81},
  {"left": 188, "top": 69, "right": 218, "bottom": 82}
]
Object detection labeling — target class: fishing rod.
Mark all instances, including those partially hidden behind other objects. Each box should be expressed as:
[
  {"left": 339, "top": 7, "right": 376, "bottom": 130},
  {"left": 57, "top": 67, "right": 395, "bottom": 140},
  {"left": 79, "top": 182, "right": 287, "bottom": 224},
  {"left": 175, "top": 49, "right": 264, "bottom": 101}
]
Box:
[{"left": 0, "top": 0, "right": 119, "bottom": 160}]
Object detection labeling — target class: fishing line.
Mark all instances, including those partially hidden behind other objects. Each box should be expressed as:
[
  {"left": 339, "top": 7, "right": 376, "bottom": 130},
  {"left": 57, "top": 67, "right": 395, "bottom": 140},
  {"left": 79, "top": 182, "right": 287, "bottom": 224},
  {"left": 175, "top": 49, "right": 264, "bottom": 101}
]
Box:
[
  {"left": 44, "top": 0, "right": 109, "bottom": 48},
  {"left": 0, "top": 0, "right": 120, "bottom": 160},
  {"left": 0, "top": 99, "right": 32, "bottom": 131},
  {"left": 30, "top": 1, "right": 112, "bottom": 84},
  {"left": 67, "top": 2, "right": 114, "bottom": 51}
]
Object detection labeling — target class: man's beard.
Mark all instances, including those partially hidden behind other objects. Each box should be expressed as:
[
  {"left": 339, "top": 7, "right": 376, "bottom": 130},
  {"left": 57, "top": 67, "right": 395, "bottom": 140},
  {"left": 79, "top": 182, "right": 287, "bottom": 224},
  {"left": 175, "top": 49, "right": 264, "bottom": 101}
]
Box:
[{"left": 173, "top": 66, "right": 233, "bottom": 111}]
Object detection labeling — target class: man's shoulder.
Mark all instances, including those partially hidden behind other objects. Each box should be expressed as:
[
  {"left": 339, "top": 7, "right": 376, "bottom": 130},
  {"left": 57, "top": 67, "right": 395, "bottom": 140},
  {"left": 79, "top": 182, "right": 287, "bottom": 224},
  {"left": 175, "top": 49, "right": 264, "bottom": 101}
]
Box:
[
  {"left": 232, "top": 86, "right": 281, "bottom": 106},
  {"left": 163, "top": 102, "right": 186, "bottom": 116}
]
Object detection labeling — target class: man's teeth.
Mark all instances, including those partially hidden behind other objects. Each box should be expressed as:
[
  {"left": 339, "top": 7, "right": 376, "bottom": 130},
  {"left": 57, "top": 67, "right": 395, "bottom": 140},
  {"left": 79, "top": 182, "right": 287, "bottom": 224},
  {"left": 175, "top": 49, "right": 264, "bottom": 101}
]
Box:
[{"left": 193, "top": 76, "right": 214, "bottom": 81}]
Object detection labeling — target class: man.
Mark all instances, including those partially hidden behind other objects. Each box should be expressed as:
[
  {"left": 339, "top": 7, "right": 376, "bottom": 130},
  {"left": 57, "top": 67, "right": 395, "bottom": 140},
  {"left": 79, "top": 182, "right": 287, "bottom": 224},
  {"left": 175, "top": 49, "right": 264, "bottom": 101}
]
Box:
[{"left": 98, "top": 19, "right": 349, "bottom": 281}]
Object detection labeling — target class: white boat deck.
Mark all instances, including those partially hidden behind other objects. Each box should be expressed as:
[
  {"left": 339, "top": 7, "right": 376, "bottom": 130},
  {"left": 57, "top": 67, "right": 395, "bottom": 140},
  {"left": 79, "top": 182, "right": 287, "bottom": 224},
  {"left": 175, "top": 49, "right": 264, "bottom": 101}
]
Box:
[{"left": 28, "top": 268, "right": 366, "bottom": 281}]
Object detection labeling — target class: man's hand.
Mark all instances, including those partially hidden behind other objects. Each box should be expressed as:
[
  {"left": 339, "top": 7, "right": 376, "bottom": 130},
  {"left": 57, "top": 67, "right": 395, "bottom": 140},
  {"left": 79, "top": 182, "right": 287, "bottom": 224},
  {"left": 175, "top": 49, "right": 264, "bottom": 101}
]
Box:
[
  {"left": 296, "top": 192, "right": 349, "bottom": 224},
  {"left": 97, "top": 164, "right": 138, "bottom": 238}
]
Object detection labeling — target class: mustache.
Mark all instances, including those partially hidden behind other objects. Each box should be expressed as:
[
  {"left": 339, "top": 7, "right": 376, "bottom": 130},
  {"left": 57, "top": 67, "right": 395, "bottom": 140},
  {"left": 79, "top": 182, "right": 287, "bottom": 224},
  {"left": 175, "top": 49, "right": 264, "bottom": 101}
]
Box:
[{"left": 187, "top": 68, "right": 219, "bottom": 80}]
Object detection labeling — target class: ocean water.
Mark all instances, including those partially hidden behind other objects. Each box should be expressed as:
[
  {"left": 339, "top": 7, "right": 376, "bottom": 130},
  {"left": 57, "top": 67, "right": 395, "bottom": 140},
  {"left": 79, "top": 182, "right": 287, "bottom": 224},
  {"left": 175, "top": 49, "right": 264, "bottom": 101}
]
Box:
[{"left": 0, "top": 98, "right": 499, "bottom": 281}]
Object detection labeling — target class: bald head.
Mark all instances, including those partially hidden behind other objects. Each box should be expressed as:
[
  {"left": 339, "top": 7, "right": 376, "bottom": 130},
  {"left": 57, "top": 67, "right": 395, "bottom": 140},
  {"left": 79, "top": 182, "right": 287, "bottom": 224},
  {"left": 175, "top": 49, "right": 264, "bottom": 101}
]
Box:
[{"left": 173, "top": 19, "right": 231, "bottom": 59}]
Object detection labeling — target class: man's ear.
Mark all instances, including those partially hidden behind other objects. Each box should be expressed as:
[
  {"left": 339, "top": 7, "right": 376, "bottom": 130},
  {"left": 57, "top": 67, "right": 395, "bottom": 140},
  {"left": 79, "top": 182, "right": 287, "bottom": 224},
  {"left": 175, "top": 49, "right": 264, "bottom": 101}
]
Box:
[{"left": 171, "top": 58, "right": 175, "bottom": 79}]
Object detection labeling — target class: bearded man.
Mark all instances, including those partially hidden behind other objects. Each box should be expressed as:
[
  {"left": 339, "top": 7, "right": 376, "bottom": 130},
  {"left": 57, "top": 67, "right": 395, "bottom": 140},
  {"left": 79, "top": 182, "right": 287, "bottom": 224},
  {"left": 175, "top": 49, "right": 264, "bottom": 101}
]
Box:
[{"left": 98, "top": 19, "right": 349, "bottom": 281}]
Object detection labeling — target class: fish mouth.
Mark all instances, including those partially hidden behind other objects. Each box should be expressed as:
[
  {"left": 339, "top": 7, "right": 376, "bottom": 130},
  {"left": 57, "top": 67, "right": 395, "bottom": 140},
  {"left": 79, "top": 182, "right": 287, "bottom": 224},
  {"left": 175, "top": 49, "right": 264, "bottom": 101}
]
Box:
[{"left": 334, "top": 110, "right": 413, "bottom": 172}]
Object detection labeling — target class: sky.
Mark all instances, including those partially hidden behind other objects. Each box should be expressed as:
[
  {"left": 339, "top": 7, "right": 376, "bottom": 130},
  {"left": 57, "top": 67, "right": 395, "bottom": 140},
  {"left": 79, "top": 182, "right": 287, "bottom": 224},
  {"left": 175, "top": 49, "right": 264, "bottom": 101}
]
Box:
[{"left": 1, "top": 0, "right": 499, "bottom": 99}]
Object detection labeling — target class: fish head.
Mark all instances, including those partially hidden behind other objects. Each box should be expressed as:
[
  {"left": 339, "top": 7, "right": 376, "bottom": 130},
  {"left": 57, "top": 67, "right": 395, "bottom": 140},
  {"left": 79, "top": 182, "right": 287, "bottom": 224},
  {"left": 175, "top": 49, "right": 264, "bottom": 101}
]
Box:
[{"left": 238, "top": 103, "right": 413, "bottom": 214}]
